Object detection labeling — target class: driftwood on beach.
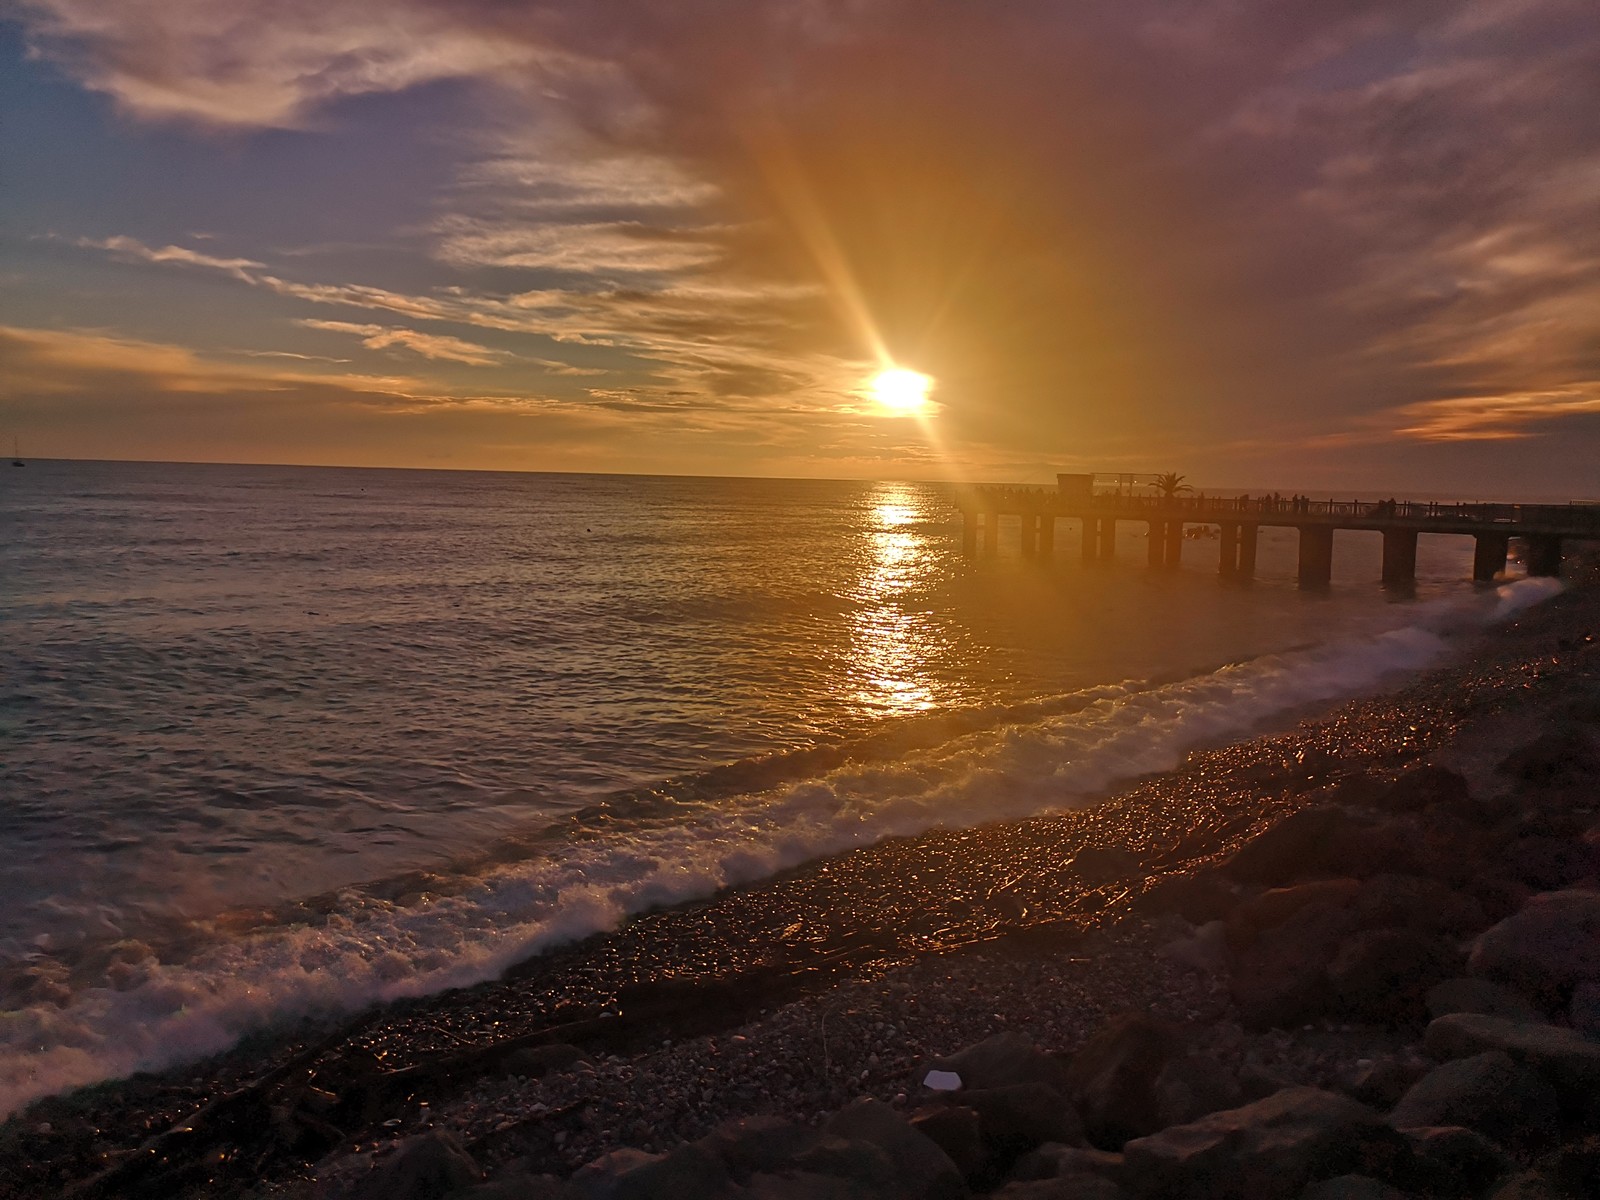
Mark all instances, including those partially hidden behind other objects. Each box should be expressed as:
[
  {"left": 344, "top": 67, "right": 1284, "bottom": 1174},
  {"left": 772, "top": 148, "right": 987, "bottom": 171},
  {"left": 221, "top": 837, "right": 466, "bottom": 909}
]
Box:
[{"left": 6, "top": 563, "right": 1600, "bottom": 1200}]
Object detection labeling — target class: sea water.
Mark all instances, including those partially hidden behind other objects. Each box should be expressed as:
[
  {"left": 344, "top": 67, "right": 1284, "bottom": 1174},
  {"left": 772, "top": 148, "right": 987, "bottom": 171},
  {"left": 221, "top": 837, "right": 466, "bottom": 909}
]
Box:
[{"left": 0, "top": 460, "right": 1559, "bottom": 1114}]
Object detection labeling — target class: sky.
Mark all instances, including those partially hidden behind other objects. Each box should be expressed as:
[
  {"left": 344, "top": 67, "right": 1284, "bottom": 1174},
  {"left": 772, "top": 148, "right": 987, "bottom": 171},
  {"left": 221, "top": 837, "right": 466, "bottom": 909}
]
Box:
[{"left": 1, "top": 0, "right": 1598, "bottom": 494}]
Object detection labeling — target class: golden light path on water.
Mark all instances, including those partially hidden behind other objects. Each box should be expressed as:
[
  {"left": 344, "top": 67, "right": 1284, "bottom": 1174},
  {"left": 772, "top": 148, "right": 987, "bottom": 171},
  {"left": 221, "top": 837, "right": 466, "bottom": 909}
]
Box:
[{"left": 846, "top": 483, "right": 945, "bottom": 715}]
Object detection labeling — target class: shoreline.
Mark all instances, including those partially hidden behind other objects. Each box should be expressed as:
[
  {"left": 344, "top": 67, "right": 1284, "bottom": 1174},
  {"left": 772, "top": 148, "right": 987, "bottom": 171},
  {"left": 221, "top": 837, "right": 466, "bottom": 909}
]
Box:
[{"left": 5, "top": 565, "right": 1598, "bottom": 1198}]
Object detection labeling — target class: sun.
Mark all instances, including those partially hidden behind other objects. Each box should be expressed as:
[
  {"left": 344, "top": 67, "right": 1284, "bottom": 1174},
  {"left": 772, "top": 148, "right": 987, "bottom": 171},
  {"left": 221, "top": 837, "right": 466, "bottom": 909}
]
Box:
[{"left": 869, "top": 367, "right": 934, "bottom": 413}]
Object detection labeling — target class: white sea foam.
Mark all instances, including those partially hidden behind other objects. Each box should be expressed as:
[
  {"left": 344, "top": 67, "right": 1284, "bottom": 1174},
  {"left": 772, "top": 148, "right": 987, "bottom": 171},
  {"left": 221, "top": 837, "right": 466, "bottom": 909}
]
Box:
[{"left": 0, "top": 576, "right": 1561, "bottom": 1116}]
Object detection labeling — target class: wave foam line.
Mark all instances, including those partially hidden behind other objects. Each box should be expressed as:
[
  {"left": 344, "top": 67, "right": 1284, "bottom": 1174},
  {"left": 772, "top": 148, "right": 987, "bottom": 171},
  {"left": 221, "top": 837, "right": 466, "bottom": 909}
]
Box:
[{"left": 0, "top": 576, "right": 1562, "bottom": 1116}]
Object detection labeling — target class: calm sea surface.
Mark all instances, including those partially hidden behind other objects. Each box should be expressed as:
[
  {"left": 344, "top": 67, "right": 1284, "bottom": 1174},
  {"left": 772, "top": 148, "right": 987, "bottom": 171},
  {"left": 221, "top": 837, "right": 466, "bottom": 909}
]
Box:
[{"left": 0, "top": 460, "right": 1554, "bottom": 1112}]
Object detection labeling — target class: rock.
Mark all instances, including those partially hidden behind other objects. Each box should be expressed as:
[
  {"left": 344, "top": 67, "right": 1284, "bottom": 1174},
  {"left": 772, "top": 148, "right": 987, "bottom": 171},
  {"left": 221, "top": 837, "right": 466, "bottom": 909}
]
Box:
[
  {"left": 1121, "top": 1087, "right": 1411, "bottom": 1200},
  {"left": 1064, "top": 1014, "right": 1183, "bottom": 1149},
  {"left": 1298, "top": 1176, "right": 1411, "bottom": 1199},
  {"left": 961, "top": 1084, "right": 1084, "bottom": 1164},
  {"left": 1467, "top": 889, "right": 1600, "bottom": 1004},
  {"left": 1423, "top": 1013, "right": 1600, "bottom": 1115},
  {"left": 1229, "top": 881, "right": 1362, "bottom": 948},
  {"left": 1377, "top": 766, "right": 1471, "bottom": 814},
  {"left": 1498, "top": 838, "right": 1600, "bottom": 891},
  {"left": 1328, "top": 929, "right": 1461, "bottom": 1024},
  {"left": 698, "top": 1116, "right": 823, "bottom": 1182},
  {"left": 1135, "top": 871, "right": 1241, "bottom": 924},
  {"left": 745, "top": 1171, "right": 883, "bottom": 1200},
  {"left": 1570, "top": 980, "right": 1600, "bottom": 1036},
  {"left": 1486, "top": 1171, "right": 1566, "bottom": 1200},
  {"left": 990, "top": 1177, "right": 1123, "bottom": 1198},
  {"left": 1152, "top": 1055, "right": 1244, "bottom": 1128},
  {"left": 824, "top": 1098, "right": 967, "bottom": 1200},
  {"left": 450, "top": 1169, "right": 563, "bottom": 1200},
  {"left": 1388, "top": 1051, "right": 1560, "bottom": 1149},
  {"left": 1337, "top": 1058, "right": 1426, "bottom": 1111},
  {"left": 1426, "top": 978, "right": 1544, "bottom": 1023},
  {"left": 351, "top": 1131, "right": 480, "bottom": 1200},
  {"left": 1496, "top": 730, "right": 1600, "bottom": 787},
  {"left": 1402, "top": 1126, "right": 1514, "bottom": 1197},
  {"left": 1159, "top": 921, "right": 1230, "bottom": 976},
  {"left": 1230, "top": 900, "right": 1358, "bottom": 1030},
  {"left": 911, "top": 1106, "right": 986, "bottom": 1181},
  {"left": 1225, "top": 808, "right": 1358, "bottom": 885},
  {"left": 498, "top": 1043, "right": 588, "bottom": 1079},
  {"left": 932, "top": 1031, "right": 1069, "bottom": 1092},
  {"left": 1538, "top": 1133, "right": 1600, "bottom": 1197},
  {"left": 787, "top": 1136, "right": 901, "bottom": 1193},
  {"left": 565, "top": 1144, "right": 733, "bottom": 1200},
  {"left": 1350, "top": 875, "right": 1489, "bottom": 939},
  {"left": 1008, "top": 1144, "right": 1126, "bottom": 1184}
]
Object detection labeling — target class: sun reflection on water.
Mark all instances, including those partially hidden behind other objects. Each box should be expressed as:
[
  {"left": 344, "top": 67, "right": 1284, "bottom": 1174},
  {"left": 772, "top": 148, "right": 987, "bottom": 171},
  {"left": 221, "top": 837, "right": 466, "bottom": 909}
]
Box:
[{"left": 847, "top": 484, "right": 945, "bottom": 716}]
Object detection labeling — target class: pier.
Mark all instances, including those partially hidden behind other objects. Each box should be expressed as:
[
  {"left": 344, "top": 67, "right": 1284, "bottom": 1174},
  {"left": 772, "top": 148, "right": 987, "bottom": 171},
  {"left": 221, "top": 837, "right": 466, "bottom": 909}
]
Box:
[{"left": 957, "top": 478, "right": 1600, "bottom": 587}]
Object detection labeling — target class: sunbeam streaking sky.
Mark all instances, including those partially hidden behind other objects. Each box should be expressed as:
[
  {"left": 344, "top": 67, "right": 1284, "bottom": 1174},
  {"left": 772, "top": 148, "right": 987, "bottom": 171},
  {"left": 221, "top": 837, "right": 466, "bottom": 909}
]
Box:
[{"left": 2, "top": 0, "right": 1598, "bottom": 492}]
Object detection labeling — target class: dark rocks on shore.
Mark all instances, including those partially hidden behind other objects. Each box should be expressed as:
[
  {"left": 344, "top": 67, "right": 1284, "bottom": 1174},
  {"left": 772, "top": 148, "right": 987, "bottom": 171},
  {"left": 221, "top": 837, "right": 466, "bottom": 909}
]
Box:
[
  {"left": 1402, "top": 1125, "right": 1515, "bottom": 1196},
  {"left": 565, "top": 1142, "right": 735, "bottom": 1199},
  {"left": 1424, "top": 1013, "right": 1600, "bottom": 1121},
  {"left": 1426, "top": 978, "right": 1544, "bottom": 1024},
  {"left": 1387, "top": 1051, "right": 1560, "bottom": 1150},
  {"left": 1062, "top": 1015, "right": 1185, "bottom": 1149},
  {"left": 349, "top": 1130, "right": 481, "bottom": 1200},
  {"left": 1133, "top": 870, "right": 1241, "bottom": 924},
  {"left": 1120, "top": 1087, "right": 1412, "bottom": 1200},
  {"left": 824, "top": 1098, "right": 967, "bottom": 1200},
  {"left": 1467, "top": 890, "right": 1600, "bottom": 1006},
  {"left": 929, "top": 1031, "right": 1071, "bottom": 1093}
]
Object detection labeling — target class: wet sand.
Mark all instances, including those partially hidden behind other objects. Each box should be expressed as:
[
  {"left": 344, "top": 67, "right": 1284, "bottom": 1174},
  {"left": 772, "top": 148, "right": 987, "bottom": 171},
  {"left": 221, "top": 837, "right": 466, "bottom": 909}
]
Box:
[{"left": 6, "top": 563, "right": 1598, "bottom": 1200}]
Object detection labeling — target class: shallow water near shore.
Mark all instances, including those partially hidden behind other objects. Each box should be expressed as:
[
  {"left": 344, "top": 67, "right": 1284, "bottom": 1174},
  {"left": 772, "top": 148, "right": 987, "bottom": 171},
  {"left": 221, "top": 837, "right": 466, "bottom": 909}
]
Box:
[{"left": 0, "top": 460, "right": 1561, "bottom": 1114}]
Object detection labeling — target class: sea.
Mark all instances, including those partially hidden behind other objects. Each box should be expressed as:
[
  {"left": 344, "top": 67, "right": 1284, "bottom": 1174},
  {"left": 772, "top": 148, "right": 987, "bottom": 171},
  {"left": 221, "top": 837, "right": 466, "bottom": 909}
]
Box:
[{"left": 0, "top": 459, "right": 1561, "bottom": 1116}]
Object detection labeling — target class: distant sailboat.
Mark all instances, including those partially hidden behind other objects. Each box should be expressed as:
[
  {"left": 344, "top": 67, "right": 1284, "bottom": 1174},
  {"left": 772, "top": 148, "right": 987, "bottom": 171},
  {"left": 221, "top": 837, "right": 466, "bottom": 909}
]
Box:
[{"left": 11, "top": 437, "right": 23, "bottom": 467}]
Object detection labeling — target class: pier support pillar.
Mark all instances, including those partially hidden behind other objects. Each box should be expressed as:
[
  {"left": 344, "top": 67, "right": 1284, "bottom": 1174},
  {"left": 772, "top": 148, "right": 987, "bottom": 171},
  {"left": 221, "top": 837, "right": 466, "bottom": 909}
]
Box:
[
  {"left": 1147, "top": 520, "right": 1166, "bottom": 566},
  {"left": 983, "top": 511, "right": 999, "bottom": 557},
  {"left": 1237, "top": 525, "right": 1258, "bottom": 579},
  {"left": 1081, "top": 517, "right": 1100, "bottom": 562},
  {"left": 1098, "top": 517, "right": 1118, "bottom": 561},
  {"left": 1381, "top": 529, "right": 1418, "bottom": 587},
  {"left": 1297, "top": 526, "right": 1334, "bottom": 589},
  {"left": 1019, "top": 513, "right": 1038, "bottom": 556},
  {"left": 962, "top": 510, "right": 979, "bottom": 557},
  {"left": 1038, "top": 514, "right": 1055, "bottom": 555},
  {"left": 1472, "top": 532, "right": 1509, "bottom": 582},
  {"left": 1219, "top": 523, "right": 1239, "bottom": 576},
  {"left": 1164, "top": 521, "right": 1184, "bottom": 567},
  {"left": 1526, "top": 535, "right": 1563, "bottom": 577}
]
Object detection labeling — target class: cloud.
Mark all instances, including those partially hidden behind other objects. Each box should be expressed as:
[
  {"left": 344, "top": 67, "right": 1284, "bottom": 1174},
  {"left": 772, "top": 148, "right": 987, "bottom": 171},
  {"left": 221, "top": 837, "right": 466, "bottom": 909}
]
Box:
[
  {"left": 78, "top": 235, "right": 265, "bottom": 280},
  {"left": 296, "top": 319, "right": 508, "bottom": 366},
  {"left": 11, "top": 0, "right": 555, "bottom": 127}
]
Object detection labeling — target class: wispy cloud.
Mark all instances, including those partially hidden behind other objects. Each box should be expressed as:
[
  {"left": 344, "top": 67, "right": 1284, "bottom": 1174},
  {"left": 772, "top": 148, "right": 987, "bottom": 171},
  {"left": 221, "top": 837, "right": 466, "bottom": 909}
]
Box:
[
  {"left": 77, "top": 235, "right": 265, "bottom": 280},
  {"left": 296, "top": 319, "right": 508, "bottom": 366}
]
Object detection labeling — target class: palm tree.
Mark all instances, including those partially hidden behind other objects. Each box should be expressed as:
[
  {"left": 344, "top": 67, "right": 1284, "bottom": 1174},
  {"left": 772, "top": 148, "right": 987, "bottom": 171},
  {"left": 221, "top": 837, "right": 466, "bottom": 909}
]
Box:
[{"left": 1150, "top": 472, "right": 1192, "bottom": 500}]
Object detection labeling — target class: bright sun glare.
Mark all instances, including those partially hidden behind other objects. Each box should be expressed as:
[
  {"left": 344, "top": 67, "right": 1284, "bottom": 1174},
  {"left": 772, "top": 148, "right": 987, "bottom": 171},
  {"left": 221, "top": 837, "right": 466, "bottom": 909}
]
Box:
[{"left": 870, "top": 367, "right": 934, "bottom": 413}]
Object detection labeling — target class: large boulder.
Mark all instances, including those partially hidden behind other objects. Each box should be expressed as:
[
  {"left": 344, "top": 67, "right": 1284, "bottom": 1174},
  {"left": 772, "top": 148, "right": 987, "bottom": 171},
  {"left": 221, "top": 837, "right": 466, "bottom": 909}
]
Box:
[
  {"left": 1008, "top": 1144, "right": 1126, "bottom": 1185},
  {"left": 1063, "top": 1014, "right": 1183, "bottom": 1148},
  {"left": 1120, "top": 1087, "right": 1411, "bottom": 1200},
  {"left": 931, "top": 1031, "right": 1070, "bottom": 1092},
  {"left": 1225, "top": 808, "right": 1362, "bottom": 885},
  {"left": 565, "top": 1144, "right": 734, "bottom": 1200},
  {"left": 1423, "top": 1013, "right": 1600, "bottom": 1117},
  {"left": 1229, "top": 881, "right": 1361, "bottom": 948},
  {"left": 697, "top": 1116, "right": 825, "bottom": 1182},
  {"left": 960, "top": 1084, "right": 1085, "bottom": 1164},
  {"left": 744, "top": 1171, "right": 884, "bottom": 1200},
  {"left": 1327, "top": 929, "right": 1461, "bottom": 1025},
  {"left": 1350, "top": 875, "right": 1488, "bottom": 939},
  {"left": 1425, "top": 978, "right": 1544, "bottom": 1024},
  {"left": 1152, "top": 1055, "right": 1245, "bottom": 1129},
  {"left": 1497, "top": 838, "right": 1600, "bottom": 892},
  {"left": 910, "top": 1107, "right": 986, "bottom": 1182},
  {"left": 1297, "top": 1177, "right": 1411, "bottom": 1200},
  {"left": 824, "top": 1098, "right": 968, "bottom": 1200},
  {"left": 1387, "top": 1051, "right": 1560, "bottom": 1149},
  {"left": 1495, "top": 730, "right": 1600, "bottom": 788},
  {"left": 1468, "top": 889, "right": 1600, "bottom": 1004},
  {"left": 1402, "top": 1126, "right": 1514, "bottom": 1197},
  {"left": 989, "top": 1178, "right": 1123, "bottom": 1198},
  {"left": 1230, "top": 899, "right": 1358, "bottom": 1030},
  {"left": 350, "top": 1131, "right": 481, "bottom": 1200},
  {"left": 1134, "top": 871, "right": 1241, "bottom": 924}
]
